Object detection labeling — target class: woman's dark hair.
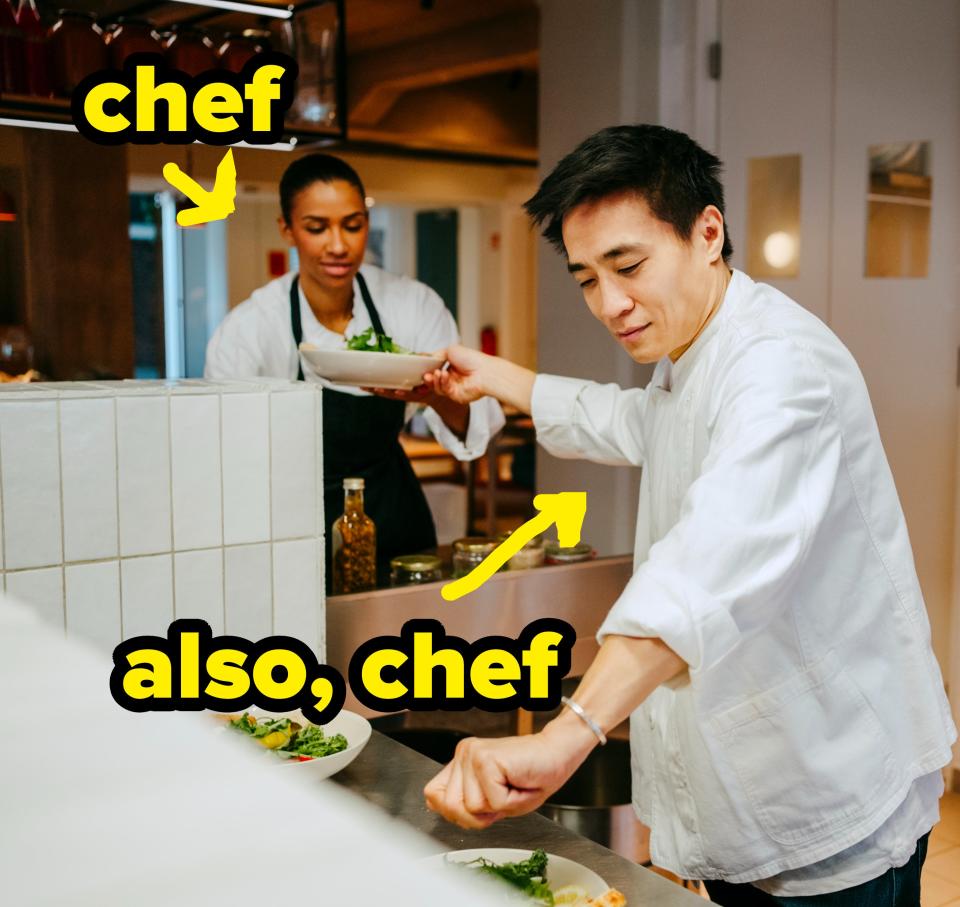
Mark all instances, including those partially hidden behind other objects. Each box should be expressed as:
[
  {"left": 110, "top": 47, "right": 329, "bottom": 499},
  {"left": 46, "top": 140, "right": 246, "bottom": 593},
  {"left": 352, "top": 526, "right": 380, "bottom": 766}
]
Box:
[
  {"left": 524, "top": 124, "right": 733, "bottom": 262},
  {"left": 279, "top": 153, "right": 367, "bottom": 224}
]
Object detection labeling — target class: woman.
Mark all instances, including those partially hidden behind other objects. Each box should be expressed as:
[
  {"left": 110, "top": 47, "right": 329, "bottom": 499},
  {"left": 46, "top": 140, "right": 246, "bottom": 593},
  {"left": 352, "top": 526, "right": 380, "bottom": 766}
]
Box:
[{"left": 205, "top": 153, "right": 504, "bottom": 584}]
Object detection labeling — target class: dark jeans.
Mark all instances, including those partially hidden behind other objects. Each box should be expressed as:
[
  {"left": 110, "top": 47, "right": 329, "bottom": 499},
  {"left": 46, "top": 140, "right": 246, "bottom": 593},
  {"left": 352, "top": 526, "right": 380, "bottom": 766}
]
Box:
[{"left": 706, "top": 833, "right": 929, "bottom": 906}]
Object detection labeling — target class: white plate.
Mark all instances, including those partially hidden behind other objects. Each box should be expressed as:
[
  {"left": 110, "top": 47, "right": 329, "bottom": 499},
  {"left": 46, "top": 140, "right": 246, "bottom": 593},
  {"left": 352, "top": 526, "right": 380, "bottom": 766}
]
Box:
[
  {"left": 299, "top": 344, "right": 445, "bottom": 390},
  {"left": 234, "top": 708, "right": 372, "bottom": 781},
  {"left": 426, "top": 848, "right": 609, "bottom": 902}
]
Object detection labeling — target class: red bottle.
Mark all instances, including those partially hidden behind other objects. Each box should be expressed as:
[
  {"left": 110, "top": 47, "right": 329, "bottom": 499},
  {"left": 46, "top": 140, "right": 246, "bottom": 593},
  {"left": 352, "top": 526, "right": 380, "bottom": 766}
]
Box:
[
  {"left": 0, "top": 0, "right": 26, "bottom": 95},
  {"left": 16, "top": 0, "right": 50, "bottom": 97},
  {"left": 49, "top": 10, "right": 106, "bottom": 96}
]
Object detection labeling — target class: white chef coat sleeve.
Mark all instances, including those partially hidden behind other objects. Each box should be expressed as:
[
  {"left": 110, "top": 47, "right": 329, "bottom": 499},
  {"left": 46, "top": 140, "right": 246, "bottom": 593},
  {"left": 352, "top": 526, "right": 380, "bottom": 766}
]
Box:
[
  {"left": 598, "top": 337, "right": 842, "bottom": 672},
  {"left": 531, "top": 373, "right": 647, "bottom": 466},
  {"left": 409, "top": 285, "right": 505, "bottom": 461},
  {"left": 204, "top": 306, "right": 267, "bottom": 379}
]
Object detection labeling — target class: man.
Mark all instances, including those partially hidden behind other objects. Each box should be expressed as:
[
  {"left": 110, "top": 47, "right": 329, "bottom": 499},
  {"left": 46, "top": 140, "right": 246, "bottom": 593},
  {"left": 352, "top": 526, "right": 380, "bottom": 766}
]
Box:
[{"left": 422, "top": 125, "right": 956, "bottom": 905}]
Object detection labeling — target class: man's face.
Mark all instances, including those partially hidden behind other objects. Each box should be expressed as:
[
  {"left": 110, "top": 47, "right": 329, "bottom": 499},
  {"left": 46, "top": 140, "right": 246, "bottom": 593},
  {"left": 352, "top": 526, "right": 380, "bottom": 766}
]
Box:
[{"left": 562, "top": 191, "right": 720, "bottom": 363}]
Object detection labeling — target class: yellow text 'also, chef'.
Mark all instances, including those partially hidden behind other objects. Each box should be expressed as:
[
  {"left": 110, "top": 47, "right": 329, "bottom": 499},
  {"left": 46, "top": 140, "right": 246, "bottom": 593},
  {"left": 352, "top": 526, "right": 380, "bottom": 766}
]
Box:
[
  {"left": 71, "top": 52, "right": 297, "bottom": 146},
  {"left": 109, "top": 618, "right": 575, "bottom": 725}
]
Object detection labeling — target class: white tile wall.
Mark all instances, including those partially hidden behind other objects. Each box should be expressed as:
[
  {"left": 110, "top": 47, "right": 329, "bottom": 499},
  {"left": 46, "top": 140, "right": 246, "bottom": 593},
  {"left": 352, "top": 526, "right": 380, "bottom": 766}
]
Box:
[
  {"left": 0, "top": 399, "right": 63, "bottom": 569},
  {"left": 273, "top": 538, "right": 322, "bottom": 655},
  {"left": 270, "top": 390, "right": 320, "bottom": 540},
  {"left": 121, "top": 554, "right": 174, "bottom": 639},
  {"left": 60, "top": 397, "right": 118, "bottom": 563},
  {"left": 174, "top": 548, "right": 224, "bottom": 635},
  {"left": 170, "top": 394, "right": 223, "bottom": 552},
  {"left": 65, "top": 560, "right": 121, "bottom": 651},
  {"left": 221, "top": 393, "right": 270, "bottom": 545},
  {"left": 117, "top": 395, "right": 171, "bottom": 557},
  {"left": 224, "top": 543, "right": 272, "bottom": 641},
  {"left": 6, "top": 567, "right": 64, "bottom": 632},
  {"left": 0, "top": 381, "right": 325, "bottom": 659}
]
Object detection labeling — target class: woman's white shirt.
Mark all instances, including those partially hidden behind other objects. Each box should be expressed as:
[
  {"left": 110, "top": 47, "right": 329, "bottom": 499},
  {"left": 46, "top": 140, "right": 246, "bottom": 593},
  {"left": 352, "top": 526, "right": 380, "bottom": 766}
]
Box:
[
  {"left": 205, "top": 265, "right": 504, "bottom": 460},
  {"left": 531, "top": 269, "right": 955, "bottom": 889}
]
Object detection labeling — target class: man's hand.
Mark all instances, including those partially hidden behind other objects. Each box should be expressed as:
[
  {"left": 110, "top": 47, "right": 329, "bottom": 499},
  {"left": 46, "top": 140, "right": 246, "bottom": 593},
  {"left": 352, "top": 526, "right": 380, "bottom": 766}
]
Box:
[
  {"left": 423, "top": 345, "right": 537, "bottom": 414},
  {"left": 424, "top": 714, "right": 598, "bottom": 830}
]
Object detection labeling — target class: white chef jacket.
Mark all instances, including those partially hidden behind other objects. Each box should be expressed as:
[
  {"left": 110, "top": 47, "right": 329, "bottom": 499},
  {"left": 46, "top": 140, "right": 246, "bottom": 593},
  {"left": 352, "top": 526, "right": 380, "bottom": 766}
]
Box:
[
  {"left": 531, "top": 269, "right": 956, "bottom": 886},
  {"left": 205, "top": 265, "right": 505, "bottom": 460}
]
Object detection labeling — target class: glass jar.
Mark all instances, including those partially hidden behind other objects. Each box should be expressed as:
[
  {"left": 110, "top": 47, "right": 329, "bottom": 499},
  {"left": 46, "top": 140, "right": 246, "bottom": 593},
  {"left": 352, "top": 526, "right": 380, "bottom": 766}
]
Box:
[
  {"left": 164, "top": 25, "right": 217, "bottom": 77},
  {"left": 49, "top": 10, "right": 106, "bottom": 96},
  {"left": 390, "top": 554, "right": 442, "bottom": 587},
  {"left": 104, "top": 17, "right": 160, "bottom": 68},
  {"left": 332, "top": 477, "right": 376, "bottom": 594},
  {"left": 544, "top": 540, "right": 595, "bottom": 565},
  {"left": 500, "top": 532, "right": 544, "bottom": 571},
  {"left": 217, "top": 31, "right": 261, "bottom": 73},
  {"left": 452, "top": 537, "right": 498, "bottom": 579}
]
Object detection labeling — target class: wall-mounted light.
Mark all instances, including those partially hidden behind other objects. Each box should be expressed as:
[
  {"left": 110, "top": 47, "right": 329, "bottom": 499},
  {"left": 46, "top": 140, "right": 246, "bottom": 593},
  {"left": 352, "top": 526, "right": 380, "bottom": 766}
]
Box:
[{"left": 763, "top": 231, "right": 797, "bottom": 270}]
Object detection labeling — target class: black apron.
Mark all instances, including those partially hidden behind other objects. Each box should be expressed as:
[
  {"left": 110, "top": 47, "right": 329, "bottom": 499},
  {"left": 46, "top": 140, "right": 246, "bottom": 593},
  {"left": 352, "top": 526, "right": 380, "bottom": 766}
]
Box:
[{"left": 290, "top": 274, "right": 437, "bottom": 588}]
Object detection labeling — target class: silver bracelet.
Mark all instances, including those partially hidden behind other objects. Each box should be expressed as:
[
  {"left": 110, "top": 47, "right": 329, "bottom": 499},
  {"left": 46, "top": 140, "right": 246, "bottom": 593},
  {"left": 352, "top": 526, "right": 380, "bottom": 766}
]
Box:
[{"left": 560, "top": 696, "right": 607, "bottom": 745}]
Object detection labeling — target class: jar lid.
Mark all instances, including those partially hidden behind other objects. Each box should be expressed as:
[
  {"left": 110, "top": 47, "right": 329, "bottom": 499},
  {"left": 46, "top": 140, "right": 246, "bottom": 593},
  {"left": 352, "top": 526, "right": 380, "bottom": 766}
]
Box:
[
  {"left": 544, "top": 540, "right": 593, "bottom": 559},
  {"left": 390, "top": 554, "right": 442, "bottom": 573},
  {"left": 498, "top": 530, "right": 544, "bottom": 550},
  {"left": 343, "top": 477, "right": 364, "bottom": 490},
  {"left": 453, "top": 536, "right": 497, "bottom": 554}
]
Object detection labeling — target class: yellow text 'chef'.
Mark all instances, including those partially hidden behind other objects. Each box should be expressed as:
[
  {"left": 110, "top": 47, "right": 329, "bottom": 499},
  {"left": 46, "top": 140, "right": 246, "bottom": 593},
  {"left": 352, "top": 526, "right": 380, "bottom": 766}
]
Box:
[{"left": 71, "top": 52, "right": 297, "bottom": 146}]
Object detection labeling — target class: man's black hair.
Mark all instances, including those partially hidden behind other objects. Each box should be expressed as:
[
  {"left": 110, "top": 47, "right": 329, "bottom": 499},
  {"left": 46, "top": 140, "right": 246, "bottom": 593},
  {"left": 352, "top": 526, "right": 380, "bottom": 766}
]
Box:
[
  {"left": 279, "top": 153, "right": 367, "bottom": 224},
  {"left": 524, "top": 124, "right": 733, "bottom": 262}
]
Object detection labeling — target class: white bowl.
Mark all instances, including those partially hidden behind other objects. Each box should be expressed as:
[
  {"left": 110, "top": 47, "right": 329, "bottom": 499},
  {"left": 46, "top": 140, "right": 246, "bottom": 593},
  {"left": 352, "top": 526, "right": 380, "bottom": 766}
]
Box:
[
  {"left": 426, "top": 849, "right": 610, "bottom": 903},
  {"left": 243, "top": 709, "right": 372, "bottom": 781},
  {"left": 299, "top": 344, "right": 445, "bottom": 390}
]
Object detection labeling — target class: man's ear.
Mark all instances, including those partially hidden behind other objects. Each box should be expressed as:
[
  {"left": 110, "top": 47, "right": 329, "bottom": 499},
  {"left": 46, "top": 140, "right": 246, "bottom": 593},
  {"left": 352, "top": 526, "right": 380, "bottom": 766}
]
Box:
[{"left": 699, "top": 205, "right": 726, "bottom": 263}]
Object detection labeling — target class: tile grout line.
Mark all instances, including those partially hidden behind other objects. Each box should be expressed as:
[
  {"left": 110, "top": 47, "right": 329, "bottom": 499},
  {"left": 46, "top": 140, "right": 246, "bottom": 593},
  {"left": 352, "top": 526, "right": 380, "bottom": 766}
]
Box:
[
  {"left": 166, "top": 391, "right": 178, "bottom": 626},
  {"left": 218, "top": 392, "right": 227, "bottom": 635},
  {"left": 0, "top": 536, "right": 322, "bottom": 574},
  {"left": 112, "top": 396, "right": 124, "bottom": 639},
  {"left": 55, "top": 397, "right": 68, "bottom": 634}
]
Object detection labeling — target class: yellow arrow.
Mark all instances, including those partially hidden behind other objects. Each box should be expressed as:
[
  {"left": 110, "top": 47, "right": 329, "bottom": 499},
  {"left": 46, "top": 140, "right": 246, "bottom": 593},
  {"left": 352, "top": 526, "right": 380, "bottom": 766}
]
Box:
[
  {"left": 441, "top": 491, "right": 587, "bottom": 602},
  {"left": 162, "top": 148, "right": 237, "bottom": 227}
]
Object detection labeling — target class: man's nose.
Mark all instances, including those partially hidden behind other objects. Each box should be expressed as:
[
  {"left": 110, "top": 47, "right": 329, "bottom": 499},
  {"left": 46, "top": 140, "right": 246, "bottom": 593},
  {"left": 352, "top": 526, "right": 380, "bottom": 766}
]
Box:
[{"left": 597, "top": 279, "right": 633, "bottom": 322}]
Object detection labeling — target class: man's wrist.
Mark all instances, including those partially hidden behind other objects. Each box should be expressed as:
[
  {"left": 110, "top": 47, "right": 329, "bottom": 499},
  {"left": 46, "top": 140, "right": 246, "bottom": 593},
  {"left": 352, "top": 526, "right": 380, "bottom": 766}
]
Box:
[{"left": 541, "top": 708, "right": 601, "bottom": 763}]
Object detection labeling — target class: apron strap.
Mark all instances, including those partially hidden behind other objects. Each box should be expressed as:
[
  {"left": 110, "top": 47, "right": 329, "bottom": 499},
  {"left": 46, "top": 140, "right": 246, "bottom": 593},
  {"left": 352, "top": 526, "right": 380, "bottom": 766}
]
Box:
[
  {"left": 289, "top": 275, "right": 305, "bottom": 381},
  {"left": 355, "top": 271, "right": 388, "bottom": 336},
  {"left": 289, "top": 270, "right": 387, "bottom": 383}
]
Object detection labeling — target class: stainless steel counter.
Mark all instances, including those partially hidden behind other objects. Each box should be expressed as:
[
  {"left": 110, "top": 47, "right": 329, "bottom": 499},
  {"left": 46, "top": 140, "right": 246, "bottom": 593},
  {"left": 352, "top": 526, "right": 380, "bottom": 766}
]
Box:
[
  {"left": 332, "top": 731, "right": 703, "bottom": 906},
  {"left": 327, "top": 555, "right": 634, "bottom": 716}
]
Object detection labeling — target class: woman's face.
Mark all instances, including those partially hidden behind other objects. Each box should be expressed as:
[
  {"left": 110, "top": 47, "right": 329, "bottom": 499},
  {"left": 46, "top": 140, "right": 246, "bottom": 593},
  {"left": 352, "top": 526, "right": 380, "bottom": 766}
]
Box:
[{"left": 279, "top": 179, "right": 369, "bottom": 293}]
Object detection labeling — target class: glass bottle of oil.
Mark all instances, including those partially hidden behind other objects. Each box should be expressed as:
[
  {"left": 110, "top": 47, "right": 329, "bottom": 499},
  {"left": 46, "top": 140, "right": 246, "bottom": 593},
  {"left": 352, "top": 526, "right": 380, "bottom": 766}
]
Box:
[{"left": 332, "top": 477, "right": 376, "bottom": 593}]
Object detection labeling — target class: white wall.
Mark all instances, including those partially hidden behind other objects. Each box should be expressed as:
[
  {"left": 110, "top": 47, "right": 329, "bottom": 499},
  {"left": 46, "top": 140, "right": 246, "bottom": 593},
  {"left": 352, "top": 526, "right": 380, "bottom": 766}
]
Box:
[
  {"left": 0, "top": 380, "right": 325, "bottom": 658},
  {"left": 536, "top": 0, "right": 660, "bottom": 555},
  {"left": 710, "top": 0, "right": 960, "bottom": 768}
]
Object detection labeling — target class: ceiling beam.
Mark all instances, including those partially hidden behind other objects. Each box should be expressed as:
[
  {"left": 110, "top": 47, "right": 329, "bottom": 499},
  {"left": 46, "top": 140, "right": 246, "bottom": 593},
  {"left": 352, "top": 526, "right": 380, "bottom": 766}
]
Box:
[{"left": 348, "top": 8, "right": 538, "bottom": 127}]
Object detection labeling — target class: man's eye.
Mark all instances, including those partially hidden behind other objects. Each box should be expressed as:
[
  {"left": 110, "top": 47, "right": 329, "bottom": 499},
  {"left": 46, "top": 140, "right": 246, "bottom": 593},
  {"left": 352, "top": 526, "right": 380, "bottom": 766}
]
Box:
[
  {"left": 578, "top": 278, "right": 596, "bottom": 290},
  {"left": 618, "top": 262, "right": 641, "bottom": 275}
]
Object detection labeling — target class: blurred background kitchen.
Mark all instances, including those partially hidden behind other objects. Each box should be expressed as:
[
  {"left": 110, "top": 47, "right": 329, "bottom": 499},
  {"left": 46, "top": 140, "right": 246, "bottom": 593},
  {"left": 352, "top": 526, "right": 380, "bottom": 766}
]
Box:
[{"left": 1, "top": 0, "right": 959, "bottom": 896}]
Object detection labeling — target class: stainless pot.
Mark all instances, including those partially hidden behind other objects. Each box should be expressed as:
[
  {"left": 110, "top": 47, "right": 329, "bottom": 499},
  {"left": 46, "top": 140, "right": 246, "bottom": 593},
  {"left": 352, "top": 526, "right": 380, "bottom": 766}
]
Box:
[{"left": 538, "top": 739, "right": 649, "bottom": 862}]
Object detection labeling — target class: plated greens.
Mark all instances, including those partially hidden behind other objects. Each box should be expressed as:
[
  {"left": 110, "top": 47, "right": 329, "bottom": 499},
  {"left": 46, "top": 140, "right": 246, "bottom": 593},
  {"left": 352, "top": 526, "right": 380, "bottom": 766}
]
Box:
[
  {"left": 456, "top": 849, "right": 623, "bottom": 906},
  {"left": 344, "top": 327, "right": 411, "bottom": 355},
  {"left": 227, "top": 712, "right": 348, "bottom": 761}
]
